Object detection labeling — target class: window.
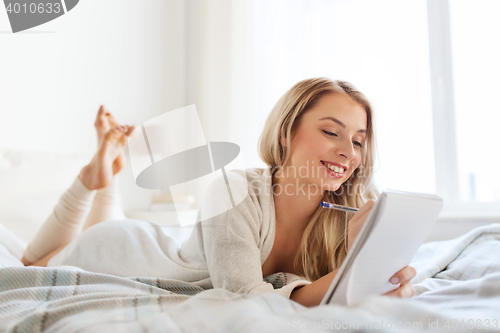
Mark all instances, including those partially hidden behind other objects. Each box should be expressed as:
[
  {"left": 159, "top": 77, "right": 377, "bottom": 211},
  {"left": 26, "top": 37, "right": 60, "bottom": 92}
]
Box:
[
  {"left": 236, "top": 0, "right": 500, "bottom": 216},
  {"left": 449, "top": 0, "right": 500, "bottom": 203},
  {"left": 250, "top": 0, "right": 435, "bottom": 192},
  {"left": 427, "top": 0, "right": 500, "bottom": 215}
]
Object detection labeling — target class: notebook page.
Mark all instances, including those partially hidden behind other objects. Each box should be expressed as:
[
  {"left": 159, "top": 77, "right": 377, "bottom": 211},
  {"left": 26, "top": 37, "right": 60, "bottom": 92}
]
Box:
[
  {"left": 320, "top": 195, "right": 386, "bottom": 305},
  {"left": 346, "top": 191, "right": 443, "bottom": 305}
]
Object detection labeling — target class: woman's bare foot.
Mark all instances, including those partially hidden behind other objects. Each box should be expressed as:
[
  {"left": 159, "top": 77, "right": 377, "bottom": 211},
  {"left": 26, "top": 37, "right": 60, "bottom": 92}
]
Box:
[
  {"left": 94, "top": 105, "right": 126, "bottom": 175},
  {"left": 79, "top": 125, "right": 135, "bottom": 191}
]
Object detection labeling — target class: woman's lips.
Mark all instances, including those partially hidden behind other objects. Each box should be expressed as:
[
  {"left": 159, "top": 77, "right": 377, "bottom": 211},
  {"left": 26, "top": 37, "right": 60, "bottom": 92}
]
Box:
[
  {"left": 320, "top": 160, "right": 347, "bottom": 171},
  {"left": 320, "top": 162, "right": 344, "bottom": 178}
]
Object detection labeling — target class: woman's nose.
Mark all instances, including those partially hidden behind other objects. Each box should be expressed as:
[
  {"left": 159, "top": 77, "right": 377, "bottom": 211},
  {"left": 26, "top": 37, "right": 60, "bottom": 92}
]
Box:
[{"left": 337, "top": 140, "right": 356, "bottom": 160}]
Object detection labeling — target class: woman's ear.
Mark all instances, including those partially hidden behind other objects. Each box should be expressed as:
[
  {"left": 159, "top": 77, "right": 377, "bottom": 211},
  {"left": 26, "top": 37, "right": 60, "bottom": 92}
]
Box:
[{"left": 279, "top": 135, "right": 287, "bottom": 147}]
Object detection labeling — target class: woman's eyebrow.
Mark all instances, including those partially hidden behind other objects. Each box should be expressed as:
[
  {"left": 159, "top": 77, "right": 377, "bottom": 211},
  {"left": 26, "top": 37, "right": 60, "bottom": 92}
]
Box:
[{"left": 319, "top": 116, "right": 367, "bottom": 134}]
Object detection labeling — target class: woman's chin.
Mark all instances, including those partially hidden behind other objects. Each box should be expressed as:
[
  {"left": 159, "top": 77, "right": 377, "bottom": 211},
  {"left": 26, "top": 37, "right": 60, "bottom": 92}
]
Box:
[
  {"left": 321, "top": 182, "right": 341, "bottom": 193},
  {"left": 330, "top": 184, "right": 341, "bottom": 192}
]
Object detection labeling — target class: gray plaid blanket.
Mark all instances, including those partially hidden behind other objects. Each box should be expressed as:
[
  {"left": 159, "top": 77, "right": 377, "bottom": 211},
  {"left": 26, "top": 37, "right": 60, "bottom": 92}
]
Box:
[{"left": 1, "top": 223, "right": 500, "bottom": 333}]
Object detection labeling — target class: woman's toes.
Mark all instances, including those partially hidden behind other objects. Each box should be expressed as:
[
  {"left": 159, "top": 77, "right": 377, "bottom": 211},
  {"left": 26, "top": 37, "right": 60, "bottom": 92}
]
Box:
[
  {"left": 105, "top": 125, "right": 134, "bottom": 147},
  {"left": 94, "top": 105, "right": 112, "bottom": 143},
  {"left": 82, "top": 127, "right": 126, "bottom": 190},
  {"left": 95, "top": 105, "right": 107, "bottom": 124},
  {"left": 107, "top": 114, "right": 119, "bottom": 127},
  {"left": 117, "top": 125, "right": 133, "bottom": 145},
  {"left": 125, "top": 125, "right": 136, "bottom": 137},
  {"left": 98, "top": 105, "right": 106, "bottom": 115},
  {"left": 107, "top": 126, "right": 124, "bottom": 140}
]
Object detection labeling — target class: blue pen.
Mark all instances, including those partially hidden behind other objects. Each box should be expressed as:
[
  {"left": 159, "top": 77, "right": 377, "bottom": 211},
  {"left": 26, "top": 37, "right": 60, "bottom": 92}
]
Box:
[{"left": 320, "top": 201, "right": 359, "bottom": 213}]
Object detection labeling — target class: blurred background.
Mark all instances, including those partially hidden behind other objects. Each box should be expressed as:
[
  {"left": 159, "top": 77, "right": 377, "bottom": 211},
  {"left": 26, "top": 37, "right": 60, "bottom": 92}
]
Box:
[{"left": 1, "top": 0, "right": 499, "bottom": 243}]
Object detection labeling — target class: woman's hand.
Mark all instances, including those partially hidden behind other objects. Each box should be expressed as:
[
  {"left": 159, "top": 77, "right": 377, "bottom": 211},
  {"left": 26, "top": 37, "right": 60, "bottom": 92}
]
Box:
[
  {"left": 383, "top": 265, "right": 417, "bottom": 298},
  {"left": 347, "top": 199, "right": 376, "bottom": 253}
]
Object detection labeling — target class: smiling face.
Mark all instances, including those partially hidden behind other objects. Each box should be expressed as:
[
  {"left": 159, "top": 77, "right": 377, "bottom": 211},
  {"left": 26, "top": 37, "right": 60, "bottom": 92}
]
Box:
[{"left": 282, "top": 93, "right": 367, "bottom": 192}]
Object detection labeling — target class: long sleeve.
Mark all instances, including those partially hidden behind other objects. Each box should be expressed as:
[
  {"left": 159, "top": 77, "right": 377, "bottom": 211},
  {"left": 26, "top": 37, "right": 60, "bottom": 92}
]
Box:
[
  {"left": 197, "top": 169, "right": 311, "bottom": 299},
  {"left": 205, "top": 239, "right": 311, "bottom": 298}
]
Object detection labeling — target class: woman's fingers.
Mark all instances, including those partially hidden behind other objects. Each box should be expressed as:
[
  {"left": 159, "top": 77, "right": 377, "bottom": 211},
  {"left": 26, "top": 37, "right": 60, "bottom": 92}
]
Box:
[
  {"left": 383, "top": 280, "right": 415, "bottom": 298},
  {"left": 346, "top": 200, "right": 376, "bottom": 252},
  {"left": 349, "top": 206, "right": 371, "bottom": 228},
  {"left": 351, "top": 199, "right": 376, "bottom": 223},
  {"left": 347, "top": 200, "right": 375, "bottom": 230},
  {"left": 382, "top": 266, "right": 417, "bottom": 298},
  {"left": 389, "top": 265, "right": 417, "bottom": 285},
  {"left": 382, "top": 266, "right": 417, "bottom": 299},
  {"left": 347, "top": 205, "right": 374, "bottom": 252}
]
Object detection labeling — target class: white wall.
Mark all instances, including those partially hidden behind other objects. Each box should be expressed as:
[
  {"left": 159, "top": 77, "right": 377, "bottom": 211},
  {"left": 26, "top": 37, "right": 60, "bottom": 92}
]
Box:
[
  {"left": 184, "top": 0, "right": 268, "bottom": 165},
  {"left": 0, "top": 0, "right": 186, "bottom": 211}
]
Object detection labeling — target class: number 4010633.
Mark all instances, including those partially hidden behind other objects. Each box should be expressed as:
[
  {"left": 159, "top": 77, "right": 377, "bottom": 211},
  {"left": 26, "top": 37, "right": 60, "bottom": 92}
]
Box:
[
  {"left": 6, "top": 2, "right": 62, "bottom": 14},
  {"left": 3, "top": 0, "right": 80, "bottom": 33}
]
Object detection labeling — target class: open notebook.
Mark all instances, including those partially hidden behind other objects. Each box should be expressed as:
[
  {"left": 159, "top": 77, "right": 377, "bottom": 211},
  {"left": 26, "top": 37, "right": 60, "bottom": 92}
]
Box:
[{"left": 320, "top": 190, "right": 444, "bottom": 306}]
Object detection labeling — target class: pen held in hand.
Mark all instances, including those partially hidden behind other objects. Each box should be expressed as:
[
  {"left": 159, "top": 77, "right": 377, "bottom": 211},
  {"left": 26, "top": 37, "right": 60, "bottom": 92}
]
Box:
[{"left": 320, "top": 201, "right": 359, "bottom": 213}]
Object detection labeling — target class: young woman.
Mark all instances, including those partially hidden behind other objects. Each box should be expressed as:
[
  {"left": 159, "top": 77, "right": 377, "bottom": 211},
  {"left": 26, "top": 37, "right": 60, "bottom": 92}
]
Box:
[{"left": 21, "top": 78, "right": 416, "bottom": 308}]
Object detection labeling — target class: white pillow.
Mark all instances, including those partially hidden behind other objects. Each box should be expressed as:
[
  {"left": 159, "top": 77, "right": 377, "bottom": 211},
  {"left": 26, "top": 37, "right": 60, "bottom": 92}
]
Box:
[
  {"left": 0, "top": 222, "right": 26, "bottom": 262},
  {"left": 0, "top": 150, "right": 90, "bottom": 199},
  {"left": 0, "top": 149, "right": 89, "bottom": 243}
]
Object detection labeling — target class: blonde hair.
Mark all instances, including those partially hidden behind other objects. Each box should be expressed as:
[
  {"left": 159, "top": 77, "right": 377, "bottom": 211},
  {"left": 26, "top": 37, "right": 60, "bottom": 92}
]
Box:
[{"left": 258, "top": 77, "right": 380, "bottom": 282}]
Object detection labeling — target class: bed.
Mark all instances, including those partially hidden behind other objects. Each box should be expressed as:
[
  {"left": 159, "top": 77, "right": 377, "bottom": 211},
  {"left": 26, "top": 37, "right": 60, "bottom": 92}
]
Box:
[{"left": 1, "top": 150, "right": 499, "bottom": 332}]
